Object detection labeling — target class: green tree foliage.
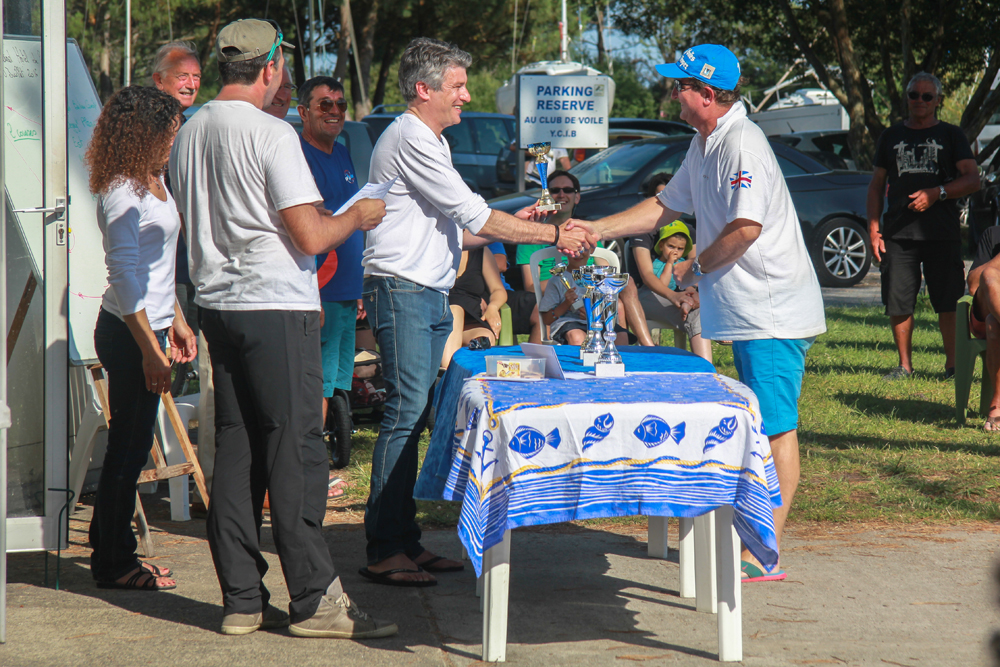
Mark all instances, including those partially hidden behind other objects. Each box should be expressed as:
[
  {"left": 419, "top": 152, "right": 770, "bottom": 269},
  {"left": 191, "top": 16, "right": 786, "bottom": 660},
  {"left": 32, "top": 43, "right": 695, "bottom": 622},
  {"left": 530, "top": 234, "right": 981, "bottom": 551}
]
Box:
[{"left": 610, "top": 0, "right": 1000, "bottom": 169}]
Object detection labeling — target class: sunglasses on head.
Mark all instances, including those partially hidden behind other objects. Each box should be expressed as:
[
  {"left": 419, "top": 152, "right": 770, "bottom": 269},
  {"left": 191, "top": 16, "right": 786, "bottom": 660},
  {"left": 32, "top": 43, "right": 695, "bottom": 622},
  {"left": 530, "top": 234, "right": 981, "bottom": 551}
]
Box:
[
  {"left": 314, "top": 98, "right": 349, "bottom": 113},
  {"left": 907, "top": 91, "right": 935, "bottom": 102},
  {"left": 549, "top": 187, "right": 578, "bottom": 194}
]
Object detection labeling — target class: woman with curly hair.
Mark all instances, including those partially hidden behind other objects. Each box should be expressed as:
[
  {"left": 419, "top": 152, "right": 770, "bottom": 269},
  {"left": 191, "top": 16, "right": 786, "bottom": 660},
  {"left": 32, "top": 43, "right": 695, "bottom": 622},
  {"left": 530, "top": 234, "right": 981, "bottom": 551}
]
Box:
[{"left": 85, "top": 85, "right": 197, "bottom": 591}]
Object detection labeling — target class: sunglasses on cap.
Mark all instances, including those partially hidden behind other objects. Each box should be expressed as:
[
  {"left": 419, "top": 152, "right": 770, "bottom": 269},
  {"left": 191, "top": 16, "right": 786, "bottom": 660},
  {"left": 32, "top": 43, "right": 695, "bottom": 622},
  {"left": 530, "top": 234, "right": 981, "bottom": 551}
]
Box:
[
  {"left": 314, "top": 98, "right": 349, "bottom": 113},
  {"left": 907, "top": 91, "right": 935, "bottom": 102},
  {"left": 549, "top": 187, "right": 578, "bottom": 194}
]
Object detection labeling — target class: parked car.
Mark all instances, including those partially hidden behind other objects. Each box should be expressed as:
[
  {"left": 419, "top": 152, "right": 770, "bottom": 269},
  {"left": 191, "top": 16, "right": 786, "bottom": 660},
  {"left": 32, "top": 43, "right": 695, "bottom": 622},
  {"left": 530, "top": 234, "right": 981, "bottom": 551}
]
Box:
[
  {"left": 183, "top": 105, "right": 376, "bottom": 184},
  {"left": 493, "top": 117, "right": 695, "bottom": 196},
  {"left": 363, "top": 109, "right": 516, "bottom": 198},
  {"left": 771, "top": 130, "right": 856, "bottom": 171},
  {"left": 488, "top": 135, "right": 874, "bottom": 288}
]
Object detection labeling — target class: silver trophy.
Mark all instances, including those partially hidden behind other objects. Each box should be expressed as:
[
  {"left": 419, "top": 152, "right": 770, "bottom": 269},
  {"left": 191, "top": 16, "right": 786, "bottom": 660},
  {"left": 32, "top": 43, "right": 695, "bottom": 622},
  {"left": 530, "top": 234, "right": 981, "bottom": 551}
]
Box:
[
  {"left": 594, "top": 273, "right": 629, "bottom": 376},
  {"left": 527, "top": 142, "right": 562, "bottom": 212}
]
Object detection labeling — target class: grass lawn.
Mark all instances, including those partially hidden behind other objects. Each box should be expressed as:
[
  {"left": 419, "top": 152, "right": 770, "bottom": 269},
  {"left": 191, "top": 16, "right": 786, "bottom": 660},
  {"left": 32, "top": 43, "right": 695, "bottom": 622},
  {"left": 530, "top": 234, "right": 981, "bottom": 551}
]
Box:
[{"left": 328, "top": 297, "right": 1000, "bottom": 529}]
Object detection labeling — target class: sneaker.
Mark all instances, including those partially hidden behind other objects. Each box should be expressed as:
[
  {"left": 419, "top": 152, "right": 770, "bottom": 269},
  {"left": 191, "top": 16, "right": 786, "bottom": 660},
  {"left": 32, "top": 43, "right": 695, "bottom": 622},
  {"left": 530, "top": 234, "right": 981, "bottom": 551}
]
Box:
[
  {"left": 944, "top": 367, "right": 956, "bottom": 380},
  {"left": 221, "top": 603, "right": 290, "bottom": 636},
  {"left": 289, "top": 592, "right": 398, "bottom": 639},
  {"left": 882, "top": 365, "right": 913, "bottom": 381}
]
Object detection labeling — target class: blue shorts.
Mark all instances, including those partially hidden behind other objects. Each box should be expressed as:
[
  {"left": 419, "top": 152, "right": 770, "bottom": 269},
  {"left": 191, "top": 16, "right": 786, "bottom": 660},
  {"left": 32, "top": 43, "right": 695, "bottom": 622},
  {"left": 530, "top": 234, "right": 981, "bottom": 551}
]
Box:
[
  {"left": 321, "top": 301, "right": 357, "bottom": 396},
  {"left": 731, "top": 338, "right": 814, "bottom": 436}
]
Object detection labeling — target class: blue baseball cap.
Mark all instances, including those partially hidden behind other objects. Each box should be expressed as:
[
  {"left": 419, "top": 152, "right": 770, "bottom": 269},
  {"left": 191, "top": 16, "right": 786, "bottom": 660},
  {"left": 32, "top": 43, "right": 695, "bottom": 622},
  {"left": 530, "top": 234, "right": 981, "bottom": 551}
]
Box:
[{"left": 655, "top": 44, "right": 741, "bottom": 91}]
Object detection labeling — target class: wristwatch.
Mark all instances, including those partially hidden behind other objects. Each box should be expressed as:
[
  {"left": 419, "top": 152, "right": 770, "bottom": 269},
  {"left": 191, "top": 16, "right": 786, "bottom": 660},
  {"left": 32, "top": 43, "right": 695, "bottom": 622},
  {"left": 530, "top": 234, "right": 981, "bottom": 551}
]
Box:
[
  {"left": 938, "top": 185, "right": 948, "bottom": 201},
  {"left": 691, "top": 258, "right": 704, "bottom": 277}
]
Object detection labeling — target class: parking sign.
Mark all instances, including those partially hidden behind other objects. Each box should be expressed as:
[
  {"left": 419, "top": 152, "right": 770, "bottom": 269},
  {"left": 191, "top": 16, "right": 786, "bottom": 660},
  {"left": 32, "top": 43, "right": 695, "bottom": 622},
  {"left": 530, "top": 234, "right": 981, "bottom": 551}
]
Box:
[{"left": 518, "top": 75, "right": 610, "bottom": 149}]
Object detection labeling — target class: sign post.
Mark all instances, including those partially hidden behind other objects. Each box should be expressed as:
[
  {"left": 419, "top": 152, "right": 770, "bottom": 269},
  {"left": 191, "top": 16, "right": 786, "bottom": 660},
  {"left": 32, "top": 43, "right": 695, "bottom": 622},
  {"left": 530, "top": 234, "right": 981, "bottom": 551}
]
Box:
[{"left": 518, "top": 75, "right": 610, "bottom": 150}]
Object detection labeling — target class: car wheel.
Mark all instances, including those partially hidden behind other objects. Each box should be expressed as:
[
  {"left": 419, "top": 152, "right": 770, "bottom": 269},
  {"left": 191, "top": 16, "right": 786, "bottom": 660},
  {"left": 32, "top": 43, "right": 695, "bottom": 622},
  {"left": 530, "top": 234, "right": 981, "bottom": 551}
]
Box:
[{"left": 811, "top": 218, "right": 871, "bottom": 287}]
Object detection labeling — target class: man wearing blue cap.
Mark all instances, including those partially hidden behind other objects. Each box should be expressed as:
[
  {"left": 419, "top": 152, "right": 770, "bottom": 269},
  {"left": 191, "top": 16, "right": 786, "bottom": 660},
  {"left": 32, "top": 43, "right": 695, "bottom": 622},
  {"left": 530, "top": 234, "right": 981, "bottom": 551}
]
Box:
[{"left": 570, "top": 44, "right": 826, "bottom": 582}]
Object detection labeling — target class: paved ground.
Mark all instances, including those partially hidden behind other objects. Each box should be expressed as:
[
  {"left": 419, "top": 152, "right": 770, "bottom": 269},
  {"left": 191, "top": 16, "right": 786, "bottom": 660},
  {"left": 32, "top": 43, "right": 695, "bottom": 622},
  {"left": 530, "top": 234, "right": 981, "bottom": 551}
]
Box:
[
  {"left": 1, "top": 493, "right": 997, "bottom": 667},
  {"left": 5, "top": 269, "right": 997, "bottom": 666}
]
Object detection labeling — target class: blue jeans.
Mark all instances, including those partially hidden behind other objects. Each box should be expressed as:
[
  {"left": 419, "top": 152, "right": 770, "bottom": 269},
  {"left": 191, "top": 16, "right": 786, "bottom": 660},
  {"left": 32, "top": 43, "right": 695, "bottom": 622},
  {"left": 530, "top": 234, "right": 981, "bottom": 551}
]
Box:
[
  {"left": 362, "top": 276, "right": 453, "bottom": 564},
  {"left": 90, "top": 308, "right": 166, "bottom": 581}
]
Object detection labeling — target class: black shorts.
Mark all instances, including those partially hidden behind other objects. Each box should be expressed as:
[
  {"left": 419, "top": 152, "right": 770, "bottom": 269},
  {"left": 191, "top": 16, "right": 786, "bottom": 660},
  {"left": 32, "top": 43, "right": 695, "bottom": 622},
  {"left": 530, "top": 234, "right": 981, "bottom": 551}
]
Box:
[
  {"left": 506, "top": 290, "right": 537, "bottom": 336},
  {"left": 880, "top": 238, "right": 965, "bottom": 316}
]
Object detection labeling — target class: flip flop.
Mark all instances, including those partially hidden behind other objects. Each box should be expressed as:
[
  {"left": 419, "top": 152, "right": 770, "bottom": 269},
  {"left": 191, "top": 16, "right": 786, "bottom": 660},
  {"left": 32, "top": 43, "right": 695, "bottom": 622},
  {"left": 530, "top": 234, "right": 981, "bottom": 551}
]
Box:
[
  {"left": 358, "top": 566, "right": 437, "bottom": 587},
  {"left": 96, "top": 568, "right": 176, "bottom": 591},
  {"left": 415, "top": 555, "right": 464, "bottom": 573},
  {"left": 741, "top": 560, "right": 786, "bottom": 583},
  {"left": 983, "top": 415, "right": 1000, "bottom": 433},
  {"left": 328, "top": 476, "right": 346, "bottom": 498},
  {"left": 140, "top": 561, "right": 171, "bottom": 577}
]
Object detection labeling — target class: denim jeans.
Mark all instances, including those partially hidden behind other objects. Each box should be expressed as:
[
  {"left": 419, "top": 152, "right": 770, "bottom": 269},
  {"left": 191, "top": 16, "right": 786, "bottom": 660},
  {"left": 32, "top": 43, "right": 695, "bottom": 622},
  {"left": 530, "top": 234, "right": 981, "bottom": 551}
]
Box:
[
  {"left": 90, "top": 308, "right": 166, "bottom": 582},
  {"left": 362, "top": 276, "right": 453, "bottom": 564}
]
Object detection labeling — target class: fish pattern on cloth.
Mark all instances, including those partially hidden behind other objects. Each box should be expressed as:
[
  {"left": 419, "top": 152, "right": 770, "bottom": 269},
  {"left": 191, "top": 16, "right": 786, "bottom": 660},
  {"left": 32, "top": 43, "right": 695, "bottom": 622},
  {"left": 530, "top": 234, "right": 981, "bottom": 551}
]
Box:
[{"left": 434, "top": 369, "right": 782, "bottom": 578}]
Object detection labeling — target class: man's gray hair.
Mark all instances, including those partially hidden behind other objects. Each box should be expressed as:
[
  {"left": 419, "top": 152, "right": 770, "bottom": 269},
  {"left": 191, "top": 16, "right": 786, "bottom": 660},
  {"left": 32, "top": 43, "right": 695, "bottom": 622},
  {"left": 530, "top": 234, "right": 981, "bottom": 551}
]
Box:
[
  {"left": 907, "top": 71, "right": 942, "bottom": 97},
  {"left": 152, "top": 41, "right": 200, "bottom": 77},
  {"left": 398, "top": 38, "right": 471, "bottom": 103}
]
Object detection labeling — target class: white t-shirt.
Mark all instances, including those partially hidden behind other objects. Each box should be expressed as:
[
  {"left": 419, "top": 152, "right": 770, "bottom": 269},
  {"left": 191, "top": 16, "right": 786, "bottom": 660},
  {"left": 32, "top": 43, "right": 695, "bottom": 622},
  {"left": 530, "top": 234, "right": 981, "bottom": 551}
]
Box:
[
  {"left": 659, "top": 102, "right": 826, "bottom": 341},
  {"left": 98, "top": 181, "right": 180, "bottom": 330},
  {"left": 169, "top": 100, "right": 324, "bottom": 311},
  {"left": 363, "top": 113, "right": 490, "bottom": 292}
]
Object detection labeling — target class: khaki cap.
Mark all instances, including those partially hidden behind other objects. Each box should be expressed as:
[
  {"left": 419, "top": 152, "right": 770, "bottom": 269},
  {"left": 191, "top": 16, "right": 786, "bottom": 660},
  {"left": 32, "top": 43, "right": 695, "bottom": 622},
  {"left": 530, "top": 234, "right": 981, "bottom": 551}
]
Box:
[{"left": 216, "top": 19, "right": 294, "bottom": 63}]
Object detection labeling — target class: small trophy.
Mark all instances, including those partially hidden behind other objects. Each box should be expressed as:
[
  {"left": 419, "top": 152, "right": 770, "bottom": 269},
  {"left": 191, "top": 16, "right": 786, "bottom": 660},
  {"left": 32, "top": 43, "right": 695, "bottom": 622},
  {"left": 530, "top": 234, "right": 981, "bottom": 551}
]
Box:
[{"left": 528, "top": 142, "right": 562, "bottom": 212}]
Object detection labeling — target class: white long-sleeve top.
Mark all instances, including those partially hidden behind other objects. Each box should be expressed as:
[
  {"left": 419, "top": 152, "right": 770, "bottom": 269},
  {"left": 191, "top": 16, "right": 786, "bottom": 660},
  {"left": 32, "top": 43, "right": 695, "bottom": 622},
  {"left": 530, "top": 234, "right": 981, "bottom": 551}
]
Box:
[
  {"left": 97, "top": 180, "right": 180, "bottom": 330},
  {"left": 363, "top": 113, "right": 491, "bottom": 292}
]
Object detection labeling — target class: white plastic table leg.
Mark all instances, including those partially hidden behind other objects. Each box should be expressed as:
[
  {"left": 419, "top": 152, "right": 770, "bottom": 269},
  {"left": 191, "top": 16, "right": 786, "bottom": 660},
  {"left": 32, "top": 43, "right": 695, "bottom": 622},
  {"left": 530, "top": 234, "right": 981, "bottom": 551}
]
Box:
[
  {"left": 462, "top": 545, "right": 470, "bottom": 561},
  {"left": 481, "top": 529, "right": 512, "bottom": 662},
  {"left": 477, "top": 571, "right": 484, "bottom": 605},
  {"left": 678, "top": 516, "right": 695, "bottom": 598},
  {"left": 694, "top": 511, "right": 717, "bottom": 613},
  {"left": 714, "top": 505, "right": 742, "bottom": 661},
  {"left": 647, "top": 516, "right": 668, "bottom": 559}
]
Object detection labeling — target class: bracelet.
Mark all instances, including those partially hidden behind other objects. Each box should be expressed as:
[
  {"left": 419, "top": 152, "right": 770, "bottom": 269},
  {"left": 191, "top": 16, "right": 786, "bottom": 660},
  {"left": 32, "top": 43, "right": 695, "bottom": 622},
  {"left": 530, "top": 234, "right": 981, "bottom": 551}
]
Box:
[{"left": 553, "top": 224, "right": 560, "bottom": 246}]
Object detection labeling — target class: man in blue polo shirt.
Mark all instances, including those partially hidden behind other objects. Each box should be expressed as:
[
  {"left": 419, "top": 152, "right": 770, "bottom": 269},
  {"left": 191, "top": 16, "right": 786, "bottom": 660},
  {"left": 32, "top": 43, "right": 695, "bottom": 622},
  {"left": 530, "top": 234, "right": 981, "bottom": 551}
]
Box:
[{"left": 298, "top": 76, "right": 362, "bottom": 459}]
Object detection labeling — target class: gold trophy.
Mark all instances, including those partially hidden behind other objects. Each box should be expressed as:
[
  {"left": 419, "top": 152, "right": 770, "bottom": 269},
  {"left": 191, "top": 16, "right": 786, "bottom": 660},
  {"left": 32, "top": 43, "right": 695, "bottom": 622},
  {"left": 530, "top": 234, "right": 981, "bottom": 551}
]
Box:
[{"left": 527, "top": 142, "right": 562, "bottom": 212}]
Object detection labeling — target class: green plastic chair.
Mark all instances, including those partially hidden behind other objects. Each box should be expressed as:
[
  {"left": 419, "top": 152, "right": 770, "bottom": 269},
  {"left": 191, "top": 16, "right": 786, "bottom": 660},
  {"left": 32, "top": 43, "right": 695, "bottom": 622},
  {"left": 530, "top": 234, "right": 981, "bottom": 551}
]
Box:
[
  {"left": 955, "top": 295, "right": 993, "bottom": 424},
  {"left": 498, "top": 304, "right": 514, "bottom": 347}
]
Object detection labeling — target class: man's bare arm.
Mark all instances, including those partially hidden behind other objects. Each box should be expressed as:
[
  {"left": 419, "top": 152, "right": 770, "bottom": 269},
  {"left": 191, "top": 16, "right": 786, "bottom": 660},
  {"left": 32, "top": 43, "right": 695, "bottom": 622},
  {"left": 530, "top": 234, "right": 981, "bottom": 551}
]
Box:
[
  {"left": 570, "top": 197, "right": 682, "bottom": 242},
  {"left": 675, "top": 218, "right": 762, "bottom": 288},
  {"left": 280, "top": 198, "right": 385, "bottom": 256},
  {"left": 867, "top": 167, "right": 888, "bottom": 262},
  {"left": 474, "top": 209, "right": 596, "bottom": 255}
]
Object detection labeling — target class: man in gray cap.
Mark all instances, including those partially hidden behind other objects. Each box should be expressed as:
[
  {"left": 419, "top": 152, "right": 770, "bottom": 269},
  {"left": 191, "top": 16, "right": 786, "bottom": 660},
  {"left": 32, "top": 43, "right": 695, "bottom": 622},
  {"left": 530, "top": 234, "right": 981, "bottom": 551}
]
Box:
[{"left": 170, "top": 18, "right": 396, "bottom": 639}]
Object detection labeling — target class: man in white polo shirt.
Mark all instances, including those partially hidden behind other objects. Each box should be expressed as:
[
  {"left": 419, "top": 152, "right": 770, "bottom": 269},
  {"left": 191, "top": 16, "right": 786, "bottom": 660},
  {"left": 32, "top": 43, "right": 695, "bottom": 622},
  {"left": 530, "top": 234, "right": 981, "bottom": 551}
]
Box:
[
  {"left": 360, "top": 37, "right": 595, "bottom": 587},
  {"left": 171, "top": 18, "right": 396, "bottom": 639},
  {"left": 570, "top": 44, "right": 825, "bottom": 582}
]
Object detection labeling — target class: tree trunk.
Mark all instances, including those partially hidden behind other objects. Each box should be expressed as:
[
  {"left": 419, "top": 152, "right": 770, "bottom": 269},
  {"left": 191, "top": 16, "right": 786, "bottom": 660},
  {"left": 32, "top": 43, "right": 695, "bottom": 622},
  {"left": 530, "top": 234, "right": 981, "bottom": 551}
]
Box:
[
  {"left": 594, "top": 2, "right": 608, "bottom": 70},
  {"left": 961, "top": 42, "right": 1000, "bottom": 145},
  {"left": 99, "top": 5, "right": 113, "bottom": 101},
  {"left": 827, "top": 0, "right": 882, "bottom": 169},
  {"left": 333, "top": 0, "right": 350, "bottom": 83},
  {"left": 354, "top": 0, "right": 378, "bottom": 118},
  {"left": 372, "top": 43, "right": 398, "bottom": 108}
]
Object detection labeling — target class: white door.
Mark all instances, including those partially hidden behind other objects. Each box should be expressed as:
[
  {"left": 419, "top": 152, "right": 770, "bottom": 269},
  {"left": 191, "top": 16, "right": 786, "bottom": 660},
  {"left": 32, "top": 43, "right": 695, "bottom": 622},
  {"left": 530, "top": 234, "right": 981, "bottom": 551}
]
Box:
[{"left": 2, "top": 2, "right": 69, "bottom": 554}]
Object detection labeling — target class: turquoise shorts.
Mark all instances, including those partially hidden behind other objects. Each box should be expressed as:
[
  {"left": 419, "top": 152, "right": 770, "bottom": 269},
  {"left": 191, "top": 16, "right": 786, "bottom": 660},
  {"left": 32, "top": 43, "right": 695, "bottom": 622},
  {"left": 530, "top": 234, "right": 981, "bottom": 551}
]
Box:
[
  {"left": 321, "top": 301, "right": 357, "bottom": 396},
  {"left": 731, "top": 337, "right": 814, "bottom": 436}
]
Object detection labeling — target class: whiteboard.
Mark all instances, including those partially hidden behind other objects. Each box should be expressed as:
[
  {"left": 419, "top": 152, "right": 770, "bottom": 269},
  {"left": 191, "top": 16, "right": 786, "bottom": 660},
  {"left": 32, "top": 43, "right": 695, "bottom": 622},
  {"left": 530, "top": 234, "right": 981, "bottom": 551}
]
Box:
[{"left": 4, "top": 37, "right": 105, "bottom": 364}]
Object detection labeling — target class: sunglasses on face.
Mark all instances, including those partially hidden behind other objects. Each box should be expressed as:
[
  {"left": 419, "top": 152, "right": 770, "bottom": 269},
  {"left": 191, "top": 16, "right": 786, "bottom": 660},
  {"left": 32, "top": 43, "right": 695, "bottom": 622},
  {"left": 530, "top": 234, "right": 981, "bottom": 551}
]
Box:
[
  {"left": 674, "top": 80, "right": 701, "bottom": 92},
  {"left": 549, "top": 187, "right": 578, "bottom": 194},
  {"left": 314, "top": 98, "right": 348, "bottom": 113},
  {"left": 908, "top": 91, "right": 935, "bottom": 102}
]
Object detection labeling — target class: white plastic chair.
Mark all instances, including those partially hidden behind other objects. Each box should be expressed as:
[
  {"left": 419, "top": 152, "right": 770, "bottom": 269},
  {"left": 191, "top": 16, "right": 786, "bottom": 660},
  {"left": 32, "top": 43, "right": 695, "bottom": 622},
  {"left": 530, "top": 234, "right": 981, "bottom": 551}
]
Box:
[
  {"left": 529, "top": 245, "right": 620, "bottom": 344},
  {"left": 623, "top": 239, "right": 688, "bottom": 349}
]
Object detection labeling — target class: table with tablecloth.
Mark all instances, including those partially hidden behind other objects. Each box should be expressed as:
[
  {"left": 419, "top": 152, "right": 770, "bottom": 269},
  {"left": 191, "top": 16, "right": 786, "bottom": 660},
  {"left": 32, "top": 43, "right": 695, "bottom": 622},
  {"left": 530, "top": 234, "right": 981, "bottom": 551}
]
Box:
[{"left": 414, "top": 345, "right": 783, "bottom": 662}]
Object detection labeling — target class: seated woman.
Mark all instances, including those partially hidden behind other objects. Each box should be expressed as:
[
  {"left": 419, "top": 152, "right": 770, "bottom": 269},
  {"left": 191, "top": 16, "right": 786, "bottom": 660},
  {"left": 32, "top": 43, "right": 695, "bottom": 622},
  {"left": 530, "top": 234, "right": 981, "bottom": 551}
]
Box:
[{"left": 441, "top": 246, "right": 507, "bottom": 367}]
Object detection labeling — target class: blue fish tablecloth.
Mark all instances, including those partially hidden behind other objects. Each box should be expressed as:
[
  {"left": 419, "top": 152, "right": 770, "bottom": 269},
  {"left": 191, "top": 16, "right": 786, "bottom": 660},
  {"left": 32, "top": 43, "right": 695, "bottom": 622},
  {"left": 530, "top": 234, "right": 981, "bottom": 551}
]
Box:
[{"left": 414, "top": 346, "right": 782, "bottom": 577}]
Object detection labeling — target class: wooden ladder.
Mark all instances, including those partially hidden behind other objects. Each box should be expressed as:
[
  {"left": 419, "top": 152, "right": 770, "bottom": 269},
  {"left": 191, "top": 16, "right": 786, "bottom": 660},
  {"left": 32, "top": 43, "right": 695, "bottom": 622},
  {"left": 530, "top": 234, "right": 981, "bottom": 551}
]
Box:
[{"left": 89, "top": 364, "right": 210, "bottom": 556}]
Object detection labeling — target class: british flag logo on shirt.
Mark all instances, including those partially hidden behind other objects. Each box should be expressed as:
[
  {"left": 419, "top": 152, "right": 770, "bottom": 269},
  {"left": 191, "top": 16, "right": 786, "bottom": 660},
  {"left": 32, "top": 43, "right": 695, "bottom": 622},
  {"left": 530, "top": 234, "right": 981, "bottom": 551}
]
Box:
[{"left": 730, "top": 171, "right": 752, "bottom": 190}]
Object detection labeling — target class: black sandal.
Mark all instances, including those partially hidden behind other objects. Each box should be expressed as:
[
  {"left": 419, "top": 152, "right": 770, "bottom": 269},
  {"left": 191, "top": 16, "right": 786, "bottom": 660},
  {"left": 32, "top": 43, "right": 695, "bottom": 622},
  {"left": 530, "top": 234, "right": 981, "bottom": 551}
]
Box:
[
  {"left": 96, "top": 568, "right": 176, "bottom": 591},
  {"left": 415, "top": 555, "right": 464, "bottom": 573},
  {"left": 140, "top": 561, "right": 171, "bottom": 577},
  {"left": 358, "top": 566, "right": 437, "bottom": 587}
]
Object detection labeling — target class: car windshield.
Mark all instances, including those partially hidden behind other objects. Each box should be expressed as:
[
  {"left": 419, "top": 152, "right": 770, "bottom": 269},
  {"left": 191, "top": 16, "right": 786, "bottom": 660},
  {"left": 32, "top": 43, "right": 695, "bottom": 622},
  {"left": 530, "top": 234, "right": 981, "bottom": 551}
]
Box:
[{"left": 570, "top": 142, "right": 669, "bottom": 187}]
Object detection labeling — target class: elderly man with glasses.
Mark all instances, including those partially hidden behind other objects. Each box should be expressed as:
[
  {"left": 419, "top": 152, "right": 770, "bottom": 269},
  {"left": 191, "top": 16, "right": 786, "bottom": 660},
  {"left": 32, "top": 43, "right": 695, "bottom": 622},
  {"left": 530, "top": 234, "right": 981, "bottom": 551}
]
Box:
[{"left": 867, "top": 72, "right": 980, "bottom": 381}]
